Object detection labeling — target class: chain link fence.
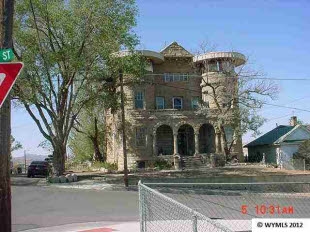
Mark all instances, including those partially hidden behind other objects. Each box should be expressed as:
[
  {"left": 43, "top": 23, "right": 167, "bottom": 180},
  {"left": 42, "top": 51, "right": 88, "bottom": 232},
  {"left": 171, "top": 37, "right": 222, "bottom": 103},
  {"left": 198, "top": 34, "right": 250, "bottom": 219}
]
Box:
[{"left": 139, "top": 181, "right": 310, "bottom": 232}]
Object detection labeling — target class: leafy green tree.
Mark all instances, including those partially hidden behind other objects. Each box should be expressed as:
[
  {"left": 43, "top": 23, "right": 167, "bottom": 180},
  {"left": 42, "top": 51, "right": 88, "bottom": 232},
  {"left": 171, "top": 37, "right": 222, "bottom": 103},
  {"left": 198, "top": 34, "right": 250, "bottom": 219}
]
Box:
[
  {"left": 13, "top": 0, "right": 138, "bottom": 175},
  {"left": 70, "top": 104, "right": 105, "bottom": 162}
]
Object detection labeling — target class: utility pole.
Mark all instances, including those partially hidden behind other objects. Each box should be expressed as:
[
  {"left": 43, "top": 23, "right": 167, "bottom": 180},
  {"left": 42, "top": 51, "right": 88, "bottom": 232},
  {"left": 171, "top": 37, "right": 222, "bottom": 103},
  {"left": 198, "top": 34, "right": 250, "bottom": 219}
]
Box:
[
  {"left": 24, "top": 150, "right": 26, "bottom": 173},
  {"left": 119, "top": 70, "right": 129, "bottom": 187},
  {"left": 0, "top": 0, "right": 15, "bottom": 231}
]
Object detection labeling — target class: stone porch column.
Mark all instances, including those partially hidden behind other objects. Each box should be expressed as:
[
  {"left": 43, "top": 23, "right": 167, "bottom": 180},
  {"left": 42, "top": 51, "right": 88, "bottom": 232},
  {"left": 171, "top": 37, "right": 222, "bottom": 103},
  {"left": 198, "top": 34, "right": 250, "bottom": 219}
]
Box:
[
  {"left": 215, "top": 132, "right": 221, "bottom": 153},
  {"left": 173, "top": 133, "right": 178, "bottom": 155},
  {"left": 194, "top": 132, "right": 199, "bottom": 156},
  {"left": 152, "top": 133, "right": 157, "bottom": 156}
]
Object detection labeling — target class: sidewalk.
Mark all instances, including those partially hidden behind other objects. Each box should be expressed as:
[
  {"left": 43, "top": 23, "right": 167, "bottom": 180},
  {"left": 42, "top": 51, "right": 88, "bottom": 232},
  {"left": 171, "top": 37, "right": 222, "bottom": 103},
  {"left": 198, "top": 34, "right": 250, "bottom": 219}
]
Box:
[
  {"left": 24, "top": 221, "right": 140, "bottom": 232},
  {"left": 40, "top": 179, "right": 137, "bottom": 191}
]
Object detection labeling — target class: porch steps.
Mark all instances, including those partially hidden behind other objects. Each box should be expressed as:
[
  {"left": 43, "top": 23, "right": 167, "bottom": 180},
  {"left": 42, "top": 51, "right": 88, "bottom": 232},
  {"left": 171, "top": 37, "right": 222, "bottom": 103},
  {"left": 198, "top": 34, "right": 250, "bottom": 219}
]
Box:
[{"left": 181, "top": 156, "right": 211, "bottom": 170}]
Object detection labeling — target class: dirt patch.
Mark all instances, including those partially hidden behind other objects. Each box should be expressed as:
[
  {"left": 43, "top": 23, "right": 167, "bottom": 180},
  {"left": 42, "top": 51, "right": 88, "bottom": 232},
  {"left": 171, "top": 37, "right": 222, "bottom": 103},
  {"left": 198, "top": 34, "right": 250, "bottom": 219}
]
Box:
[{"left": 71, "top": 165, "right": 310, "bottom": 185}]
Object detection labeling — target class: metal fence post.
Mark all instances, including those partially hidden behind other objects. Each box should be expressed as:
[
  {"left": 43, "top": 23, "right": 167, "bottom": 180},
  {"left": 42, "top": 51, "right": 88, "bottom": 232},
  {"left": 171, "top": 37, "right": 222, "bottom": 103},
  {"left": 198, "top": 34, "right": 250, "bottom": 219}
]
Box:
[
  {"left": 138, "top": 181, "right": 144, "bottom": 232},
  {"left": 192, "top": 210, "right": 198, "bottom": 232}
]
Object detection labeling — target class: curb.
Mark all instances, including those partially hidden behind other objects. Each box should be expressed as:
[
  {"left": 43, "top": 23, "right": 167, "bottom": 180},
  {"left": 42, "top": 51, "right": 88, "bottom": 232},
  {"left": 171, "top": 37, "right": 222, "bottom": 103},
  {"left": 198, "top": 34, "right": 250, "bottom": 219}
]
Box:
[{"left": 23, "top": 221, "right": 140, "bottom": 232}]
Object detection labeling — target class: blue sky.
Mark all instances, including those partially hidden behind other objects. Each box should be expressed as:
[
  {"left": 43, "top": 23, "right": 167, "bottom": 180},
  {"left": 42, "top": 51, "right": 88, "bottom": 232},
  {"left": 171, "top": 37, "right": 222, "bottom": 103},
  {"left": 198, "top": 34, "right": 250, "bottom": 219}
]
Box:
[{"left": 11, "top": 0, "right": 310, "bottom": 157}]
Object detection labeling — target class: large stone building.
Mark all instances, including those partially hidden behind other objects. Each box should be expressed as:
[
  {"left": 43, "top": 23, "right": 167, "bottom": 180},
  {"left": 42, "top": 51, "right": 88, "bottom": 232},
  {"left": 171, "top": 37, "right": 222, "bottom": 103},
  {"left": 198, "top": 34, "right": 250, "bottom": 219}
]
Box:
[{"left": 106, "top": 42, "right": 246, "bottom": 170}]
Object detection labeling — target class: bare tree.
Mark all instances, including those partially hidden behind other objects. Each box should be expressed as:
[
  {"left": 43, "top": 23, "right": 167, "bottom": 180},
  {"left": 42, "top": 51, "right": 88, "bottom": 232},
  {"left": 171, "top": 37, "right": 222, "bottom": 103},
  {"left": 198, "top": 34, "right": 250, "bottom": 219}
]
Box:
[{"left": 196, "top": 51, "right": 278, "bottom": 159}]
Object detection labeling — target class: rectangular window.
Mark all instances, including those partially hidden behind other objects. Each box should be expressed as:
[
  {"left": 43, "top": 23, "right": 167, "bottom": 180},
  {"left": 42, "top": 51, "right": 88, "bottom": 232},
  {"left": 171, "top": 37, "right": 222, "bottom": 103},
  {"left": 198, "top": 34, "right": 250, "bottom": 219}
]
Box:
[
  {"left": 173, "top": 97, "right": 183, "bottom": 109},
  {"left": 191, "top": 97, "right": 200, "bottom": 110},
  {"left": 163, "top": 73, "right": 189, "bottom": 82},
  {"left": 135, "top": 91, "right": 144, "bottom": 109},
  {"left": 156, "top": 97, "right": 165, "bottom": 109},
  {"left": 136, "top": 127, "right": 146, "bottom": 146},
  {"left": 208, "top": 61, "right": 219, "bottom": 72}
]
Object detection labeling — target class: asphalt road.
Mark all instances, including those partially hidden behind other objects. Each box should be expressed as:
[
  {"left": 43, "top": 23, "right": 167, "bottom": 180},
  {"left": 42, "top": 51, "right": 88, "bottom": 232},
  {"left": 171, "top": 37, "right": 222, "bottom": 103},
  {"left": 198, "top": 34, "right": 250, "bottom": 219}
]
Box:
[{"left": 12, "top": 185, "right": 139, "bottom": 231}]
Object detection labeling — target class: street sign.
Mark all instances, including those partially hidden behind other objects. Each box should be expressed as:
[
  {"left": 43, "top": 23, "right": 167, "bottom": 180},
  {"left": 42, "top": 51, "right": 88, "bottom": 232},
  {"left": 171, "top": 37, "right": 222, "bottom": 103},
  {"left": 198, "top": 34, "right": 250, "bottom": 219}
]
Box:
[
  {"left": 0, "top": 62, "right": 24, "bottom": 108},
  {"left": 0, "top": 48, "right": 14, "bottom": 62}
]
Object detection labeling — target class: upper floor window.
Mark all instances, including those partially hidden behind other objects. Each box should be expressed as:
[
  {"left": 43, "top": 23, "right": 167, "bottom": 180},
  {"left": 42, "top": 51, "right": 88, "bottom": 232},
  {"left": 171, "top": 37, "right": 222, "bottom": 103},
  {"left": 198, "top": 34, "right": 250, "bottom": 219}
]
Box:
[
  {"left": 156, "top": 97, "right": 165, "bottom": 109},
  {"left": 191, "top": 97, "right": 200, "bottom": 110},
  {"left": 136, "top": 127, "right": 146, "bottom": 146},
  {"left": 208, "top": 61, "right": 219, "bottom": 72},
  {"left": 173, "top": 97, "right": 183, "bottom": 109},
  {"left": 135, "top": 91, "right": 144, "bottom": 109},
  {"left": 220, "top": 61, "right": 234, "bottom": 72},
  {"left": 164, "top": 73, "right": 189, "bottom": 82},
  {"left": 207, "top": 60, "right": 234, "bottom": 73}
]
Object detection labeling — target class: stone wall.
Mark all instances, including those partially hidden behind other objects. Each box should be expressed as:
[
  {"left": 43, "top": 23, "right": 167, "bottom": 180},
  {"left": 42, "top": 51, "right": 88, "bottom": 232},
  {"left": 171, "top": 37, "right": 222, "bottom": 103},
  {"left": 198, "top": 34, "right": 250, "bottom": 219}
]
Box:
[{"left": 105, "top": 43, "right": 244, "bottom": 170}]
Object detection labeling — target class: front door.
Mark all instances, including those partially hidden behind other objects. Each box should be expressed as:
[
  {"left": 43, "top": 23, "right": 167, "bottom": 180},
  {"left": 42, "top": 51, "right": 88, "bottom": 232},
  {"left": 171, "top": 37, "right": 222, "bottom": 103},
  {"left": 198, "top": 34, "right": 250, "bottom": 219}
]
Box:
[{"left": 177, "top": 125, "right": 194, "bottom": 156}]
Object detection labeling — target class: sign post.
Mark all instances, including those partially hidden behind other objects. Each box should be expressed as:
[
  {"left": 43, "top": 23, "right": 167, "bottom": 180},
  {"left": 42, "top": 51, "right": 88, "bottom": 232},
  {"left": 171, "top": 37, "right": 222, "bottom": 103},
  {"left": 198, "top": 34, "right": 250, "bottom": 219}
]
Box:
[{"left": 0, "top": 0, "right": 16, "bottom": 231}]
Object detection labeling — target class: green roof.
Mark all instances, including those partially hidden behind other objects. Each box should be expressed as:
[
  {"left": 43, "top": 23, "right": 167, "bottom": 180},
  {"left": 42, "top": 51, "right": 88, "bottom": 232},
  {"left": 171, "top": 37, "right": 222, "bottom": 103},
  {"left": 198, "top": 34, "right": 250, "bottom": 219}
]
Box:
[{"left": 245, "top": 125, "right": 294, "bottom": 147}]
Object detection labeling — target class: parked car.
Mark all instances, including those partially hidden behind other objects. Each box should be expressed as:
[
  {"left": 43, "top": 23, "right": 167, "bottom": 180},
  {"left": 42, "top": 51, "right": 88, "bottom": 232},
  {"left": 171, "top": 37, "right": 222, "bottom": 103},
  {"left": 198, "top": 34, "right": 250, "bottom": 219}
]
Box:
[{"left": 27, "top": 161, "right": 51, "bottom": 178}]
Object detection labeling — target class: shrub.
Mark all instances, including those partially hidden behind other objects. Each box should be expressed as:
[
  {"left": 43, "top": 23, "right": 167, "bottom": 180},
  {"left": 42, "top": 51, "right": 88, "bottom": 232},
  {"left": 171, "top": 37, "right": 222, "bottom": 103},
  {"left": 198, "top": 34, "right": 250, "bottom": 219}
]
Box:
[
  {"left": 210, "top": 154, "right": 226, "bottom": 167},
  {"left": 270, "top": 163, "right": 278, "bottom": 168},
  {"left": 154, "top": 159, "right": 173, "bottom": 170},
  {"left": 92, "top": 161, "right": 118, "bottom": 171}
]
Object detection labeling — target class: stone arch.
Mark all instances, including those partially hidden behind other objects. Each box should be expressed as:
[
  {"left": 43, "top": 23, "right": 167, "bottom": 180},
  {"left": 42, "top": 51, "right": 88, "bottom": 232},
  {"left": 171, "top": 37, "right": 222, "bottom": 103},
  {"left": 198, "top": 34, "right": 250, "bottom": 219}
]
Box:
[
  {"left": 199, "top": 123, "right": 215, "bottom": 153},
  {"left": 174, "top": 121, "right": 192, "bottom": 133},
  {"left": 156, "top": 125, "right": 173, "bottom": 155},
  {"left": 177, "top": 124, "right": 195, "bottom": 156},
  {"left": 153, "top": 121, "right": 173, "bottom": 136}
]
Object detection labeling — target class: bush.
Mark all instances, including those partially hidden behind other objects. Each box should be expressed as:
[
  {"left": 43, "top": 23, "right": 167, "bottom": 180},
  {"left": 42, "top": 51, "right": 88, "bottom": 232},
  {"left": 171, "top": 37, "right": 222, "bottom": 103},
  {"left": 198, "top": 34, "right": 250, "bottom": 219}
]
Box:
[
  {"left": 92, "top": 161, "right": 118, "bottom": 171},
  {"left": 154, "top": 159, "right": 173, "bottom": 170},
  {"left": 210, "top": 154, "right": 226, "bottom": 167},
  {"left": 270, "top": 163, "right": 278, "bottom": 168}
]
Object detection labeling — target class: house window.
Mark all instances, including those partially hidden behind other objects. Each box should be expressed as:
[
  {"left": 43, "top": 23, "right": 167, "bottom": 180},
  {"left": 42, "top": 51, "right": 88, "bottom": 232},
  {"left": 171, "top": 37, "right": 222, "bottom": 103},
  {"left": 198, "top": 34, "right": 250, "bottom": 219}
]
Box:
[
  {"left": 136, "top": 127, "right": 146, "bottom": 146},
  {"left": 135, "top": 91, "right": 144, "bottom": 109},
  {"left": 164, "top": 73, "right": 189, "bottom": 82},
  {"left": 191, "top": 97, "right": 200, "bottom": 110},
  {"left": 156, "top": 97, "right": 165, "bottom": 109},
  {"left": 220, "top": 61, "right": 234, "bottom": 72},
  {"left": 208, "top": 61, "right": 219, "bottom": 72},
  {"left": 173, "top": 97, "right": 183, "bottom": 109}
]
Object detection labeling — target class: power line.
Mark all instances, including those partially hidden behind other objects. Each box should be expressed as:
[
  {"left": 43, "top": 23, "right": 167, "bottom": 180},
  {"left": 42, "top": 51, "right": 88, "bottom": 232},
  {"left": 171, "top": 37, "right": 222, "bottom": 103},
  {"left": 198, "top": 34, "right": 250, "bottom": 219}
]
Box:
[
  {"left": 263, "top": 95, "right": 310, "bottom": 111},
  {"left": 262, "top": 103, "right": 310, "bottom": 113},
  {"left": 143, "top": 73, "right": 310, "bottom": 81},
  {"left": 38, "top": 72, "right": 310, "bottom": 82},
  {"left": 146, "top": 81, "right": 310, "bottom": 113},
  {"left": 266, "top": 113, "right": 295, "bottom": 122},
  {"left": 22, "top": 72, "right": 310, "bottom": 113}
]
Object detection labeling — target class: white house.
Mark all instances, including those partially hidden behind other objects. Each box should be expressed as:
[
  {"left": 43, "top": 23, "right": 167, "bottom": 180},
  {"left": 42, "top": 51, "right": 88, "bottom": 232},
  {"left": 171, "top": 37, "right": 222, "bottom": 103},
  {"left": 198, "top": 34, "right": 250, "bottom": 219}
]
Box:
[
  {"left": 275, "top": 124, "right": 310, "bottom": 168},
  {"left": 245, "top": 116, "right": 310, "bottom": 169}
]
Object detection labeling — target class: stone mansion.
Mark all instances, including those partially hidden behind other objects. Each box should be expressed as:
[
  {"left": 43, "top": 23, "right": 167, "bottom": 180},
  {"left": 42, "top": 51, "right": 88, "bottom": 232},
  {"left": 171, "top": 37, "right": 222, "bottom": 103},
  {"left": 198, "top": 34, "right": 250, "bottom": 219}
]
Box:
[{"left": 105, "top": 42, "right": 246, "bottom": 170}]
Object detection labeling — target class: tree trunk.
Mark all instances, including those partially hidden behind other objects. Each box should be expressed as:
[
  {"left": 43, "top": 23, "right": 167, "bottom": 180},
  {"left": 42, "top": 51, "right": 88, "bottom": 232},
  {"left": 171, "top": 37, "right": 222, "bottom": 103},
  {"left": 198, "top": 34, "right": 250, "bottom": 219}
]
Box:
[
  {"left": 92, "top": 138, "right": 103, "bottom": 162},
  {"left": 52, "top": 143, "right": 66, "bottom": 176},
  {"left": 220, "top": 125, "right": 230, "bottom": 159},
  {"left": 91, "top": 117, "right": 104, "bottom": 162}
]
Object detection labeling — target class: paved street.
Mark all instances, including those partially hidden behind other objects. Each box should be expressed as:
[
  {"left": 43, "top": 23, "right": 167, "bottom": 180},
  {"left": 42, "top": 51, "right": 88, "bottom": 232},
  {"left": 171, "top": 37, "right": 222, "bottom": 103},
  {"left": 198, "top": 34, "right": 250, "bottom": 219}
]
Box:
[{"left": 12, "top": 185, "right": 139, "bottom": 231}]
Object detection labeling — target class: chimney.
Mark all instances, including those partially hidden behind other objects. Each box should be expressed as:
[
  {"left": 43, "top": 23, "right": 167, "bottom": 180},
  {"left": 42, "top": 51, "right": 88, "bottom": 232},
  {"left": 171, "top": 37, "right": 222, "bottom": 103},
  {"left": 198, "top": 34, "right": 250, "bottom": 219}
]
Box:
[{"left": 290, "top": 116, "right": 297, "bottom": 126}]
